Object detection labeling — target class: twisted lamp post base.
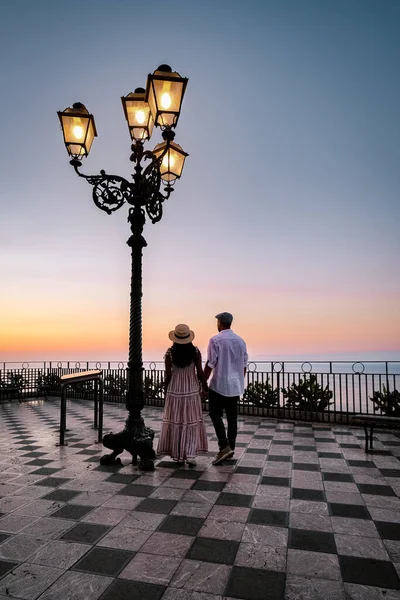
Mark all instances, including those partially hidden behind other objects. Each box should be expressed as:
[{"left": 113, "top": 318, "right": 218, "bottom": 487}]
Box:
[{"left": 100, "top": 416, "right": 156, "bottom": 470}]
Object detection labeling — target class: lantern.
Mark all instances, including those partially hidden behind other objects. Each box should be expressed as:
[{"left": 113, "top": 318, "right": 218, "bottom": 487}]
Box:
[
  {"left": 121, "top": 87, "right": 154, "bottom": 141},
  {"left": 152, "top": 140, "right": 188, "bottom": 182},
  {"left": 57, "top": 103, "right": 97, "bottom": 158},
  {"left": 146, "top": 64, "right": 188, "bottom": 129}
]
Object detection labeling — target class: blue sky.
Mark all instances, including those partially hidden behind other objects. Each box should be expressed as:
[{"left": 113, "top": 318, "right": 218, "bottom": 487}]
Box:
[{"left": 0, "top": 0, "right": 399, "bottom": 361}]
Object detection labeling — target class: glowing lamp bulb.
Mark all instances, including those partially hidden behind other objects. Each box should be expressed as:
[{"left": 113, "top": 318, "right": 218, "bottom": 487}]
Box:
[
  {"left": 73, "top": 125, "right": 84, "bottom": 139},
  {"left": 162, "top": 154, "right": 175, "bottom": 169},
  {"left": 161, "top": 92, "right": 171, "bottom": 109},
  {"left": 135, "top": 110, "right": 145, "bottom": 124}
]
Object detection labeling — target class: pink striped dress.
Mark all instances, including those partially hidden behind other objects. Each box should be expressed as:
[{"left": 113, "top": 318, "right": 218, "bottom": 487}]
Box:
[{"left": 157, "top": 349, "right": 208, "bottom": 462}]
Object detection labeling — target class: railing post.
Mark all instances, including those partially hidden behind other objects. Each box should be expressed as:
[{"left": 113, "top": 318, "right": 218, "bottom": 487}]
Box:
[
  {"left": 59, "top": 384, "right": 67, "bottom": 446},
  {"left": 94, "top": 379, "right": 98, "bottom": 429},
  {"left": 98, "top": 379, "right": 104, "bottom": 443}
]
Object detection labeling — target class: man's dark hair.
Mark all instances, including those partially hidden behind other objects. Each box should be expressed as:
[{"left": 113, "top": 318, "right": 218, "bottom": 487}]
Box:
[{"left": 170, "top": 342, "right": 197, "bottom": 368}]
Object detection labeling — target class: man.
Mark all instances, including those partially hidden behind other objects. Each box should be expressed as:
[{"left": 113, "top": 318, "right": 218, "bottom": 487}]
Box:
[{"left": 204, "top": 312, "right": 248, "bottom": 465}]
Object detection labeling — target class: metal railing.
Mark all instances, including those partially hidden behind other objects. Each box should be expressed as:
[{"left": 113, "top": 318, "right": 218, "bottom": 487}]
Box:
[{"left": 1, "top": 360, "right": 399, "bottom": 424}]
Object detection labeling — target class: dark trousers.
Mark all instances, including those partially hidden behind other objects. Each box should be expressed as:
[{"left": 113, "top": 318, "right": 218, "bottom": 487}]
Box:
[{"left": 209, "top": 389, "right": 239, "bottom": 451}]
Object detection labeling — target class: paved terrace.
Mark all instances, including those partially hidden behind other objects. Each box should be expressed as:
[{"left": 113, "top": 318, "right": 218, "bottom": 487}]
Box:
[{"left": 0, "top": 400, "right": 400, "bottom": 600}]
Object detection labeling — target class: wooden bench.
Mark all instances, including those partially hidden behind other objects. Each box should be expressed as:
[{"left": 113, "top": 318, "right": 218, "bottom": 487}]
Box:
[
  {"left": 59, "top": 370, "right": 104, "bottom": 446},
  {"left": 352, "top": 414, "right": 400, "bottom": 452}
]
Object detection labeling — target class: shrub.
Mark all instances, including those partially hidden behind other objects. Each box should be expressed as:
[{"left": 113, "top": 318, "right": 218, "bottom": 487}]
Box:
[
  {"left": 144, "top": 376, "right": 164, "bottom": 402},
  {"left": 36, "top": 373, "right": 61, "bottom": 394},
  {"left": 370, "top": 386, "right": 400, "bottom": 417},
  {"left": 282, "top": 375, "right": 333, "bottom": 412},
  {"left": 243, "top": 379, "right": 279, "bottom": 407},
  {"left": 104, "top": 374, "right": 128, "bottom": 399}
]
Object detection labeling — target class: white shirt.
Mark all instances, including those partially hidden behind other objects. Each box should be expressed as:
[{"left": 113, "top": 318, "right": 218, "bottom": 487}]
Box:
[{"left": 207, "top": 329, "right": 248, "bottom": 397}]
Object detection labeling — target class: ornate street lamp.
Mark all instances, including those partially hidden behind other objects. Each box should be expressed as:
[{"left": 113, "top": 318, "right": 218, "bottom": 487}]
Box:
[{"left": 57, "top": 65, "right": 188, "bottom": 470}]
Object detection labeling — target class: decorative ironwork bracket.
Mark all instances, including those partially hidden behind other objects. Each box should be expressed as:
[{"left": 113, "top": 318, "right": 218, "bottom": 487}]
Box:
[{"left": 70, "top": 138, "right": 173, "bottom": 223}]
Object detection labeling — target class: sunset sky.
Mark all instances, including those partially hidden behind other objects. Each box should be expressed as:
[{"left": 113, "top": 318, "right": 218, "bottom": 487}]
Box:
[{"left": 1, "top": 0, "right": 399, "bottom": 363}]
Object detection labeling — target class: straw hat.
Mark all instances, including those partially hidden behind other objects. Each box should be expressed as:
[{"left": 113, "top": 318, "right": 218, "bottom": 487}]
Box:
[{"left": 169, "top": 323, "right": 195, "bottom": 344}]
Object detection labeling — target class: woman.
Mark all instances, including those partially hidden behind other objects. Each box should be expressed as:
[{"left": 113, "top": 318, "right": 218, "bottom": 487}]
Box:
[{"left": 157, "top": 324, "right": 208, "bottom": 466}]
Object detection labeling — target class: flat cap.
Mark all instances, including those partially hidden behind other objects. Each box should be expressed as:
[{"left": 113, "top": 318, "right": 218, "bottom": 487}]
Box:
[{"left": 215, "top": 312, "right": 233, "bottom": 324}]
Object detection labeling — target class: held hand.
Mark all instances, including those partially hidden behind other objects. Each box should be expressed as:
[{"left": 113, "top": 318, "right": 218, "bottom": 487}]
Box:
[{"left": 200, "top": 384, "right": 209, "bottom": 399}]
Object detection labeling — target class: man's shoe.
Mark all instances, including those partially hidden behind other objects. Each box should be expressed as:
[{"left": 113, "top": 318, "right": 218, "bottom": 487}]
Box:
[{"left": 212, "top": 446, "right": 234, "bottom": 465}]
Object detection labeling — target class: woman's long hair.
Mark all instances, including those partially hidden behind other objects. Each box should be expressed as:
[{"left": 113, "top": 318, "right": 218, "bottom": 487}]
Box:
[{"left": 170, "top": 342, "right": 197, "bottom": 368}]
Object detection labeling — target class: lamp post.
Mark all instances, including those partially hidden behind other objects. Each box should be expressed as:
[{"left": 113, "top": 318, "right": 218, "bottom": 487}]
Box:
[{"left": 57, "top": 65, "right": 188, "bottom": 470}]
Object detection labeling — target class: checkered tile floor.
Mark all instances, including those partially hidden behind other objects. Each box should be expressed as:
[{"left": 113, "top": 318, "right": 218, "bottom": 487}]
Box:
[{"left": 1, "top": 399, "right": 400, "bottom": 599}]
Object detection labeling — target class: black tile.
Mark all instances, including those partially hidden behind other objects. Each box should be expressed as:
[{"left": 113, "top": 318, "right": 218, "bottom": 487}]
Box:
[
  {"left": 42, "top": 489, "right": 81, "bottom": 502},
  {"left": 293, "top": 463, "right": 320, "bottom": 472},
  {"left": 358, "top": 483, "right": 396, "bottom": 496},
  {"left": 99, "top": 579, "right": 165, "bottom": 600},
  {"left": 322, "top": 473, "right": 354, "bottom": 482},
  {"left": 0, "top": 533, "right": 10, "bottom": 544},
  {"left": 92, "top": 463, "right": 124, "bottom": 472},
  {"left": 383, "top": 441, "right": 400, "bottom": 447},
  {"left": 318, "top": 452, "right": 342, "bottom": 459},
  {"left": 216, "top": 493, "right": 253, "bottom": 507},
  {"left": 292, "top": 488, "right": 325, "bottom": 502},
  {"left": 235, "top": 466, "right": 261, "bottom": 475},
  {"left": 170, "top": 469, "right": 202, "bottom": 479},
  {"left": 72, "top": 547, "right": 134, "bottom": 576},
  {"left": 158, "top": 515, "right": 204, "bottom": 536},
  {"left": 294, "top": 433, "right": 314, "bottom": 438},
  {"left": 347, "top": 460, "right": 375, "bottom": 468},
  {"left": 235, "top": 442, "right": 248, "bottom": 447},
  {"left": 31, "top": 467, "right": 61, "bottom": 476},
  {"left": 156, "top": 461, "right": 180, "bottom": 469},
  {"left": 60, "top": 523, "right": 111, "bottom": 544},
  {"left": 245, "top": 448, "right": 268, "bottom": 454},
  {"left": 135, "top": 498, "right": 177, "bottom": 514},
  {"left": 117, "top": 484, "right": 156, "bottom": 497},
  {"left": 253, "top": 435, "right": 273, "bottom": 440},
  {"left": 25, "top": 459, "right": 53, "bottom": 466},
  {"left": 76, "top": 449, "right": 101, "bottom": 455},
  {"left": 192, "top": 480, "right": 226, "bottom": 492},
  {"left": 248, "top": 509, "right": 288, "bottom": 527},
  {"left": 0, "top": 559, "right": 19, "bottom": 579},
  {"left": 187, "top": 537, "right": 238, "bottom": 564},
  {"left": 289, "top": 528, "right": 336, "bottom": 553},
  {"left": 21, "top": 451, "right": 48, "bottom": 458},
  {"left": 380, "top": 469, "right": 400, "bottom": 478},
  {"left": 375, "top": 521, "right": 400, "bottom": 540},
  {"left": 261, "top": 476, "right": 290, "bottom": 487},
  {"left": 340, "top": 443, "right": 360, "bottom": 448},
  {"left": 106, "top": 474, "right": 139, "bottom": 485},
  {"left": 272, "top": 440, "right": 293, "bottom": 446},
  {"left": 226, "top": 565, "right": 286, "bottom": 600},
  {"left": 268, "top": 456, "right": 292, "bottom": 462},
  {"left": 50, "top": 504, "right": 94, "bottom": 520},
  {"left": 339, "top": 555, "right": 400, "bottom": 589},
  {"left": 314, "top": 437, "right": 334, "bottom": 443},
  {"left": 329, "top": 503, "right": 371, "bottom": 519},
  {"left": 293, "top": 445, "right": 316, "bottom": 451},
  {"left": 35, "top": 477, "right": 71, "bottom": 488}
]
